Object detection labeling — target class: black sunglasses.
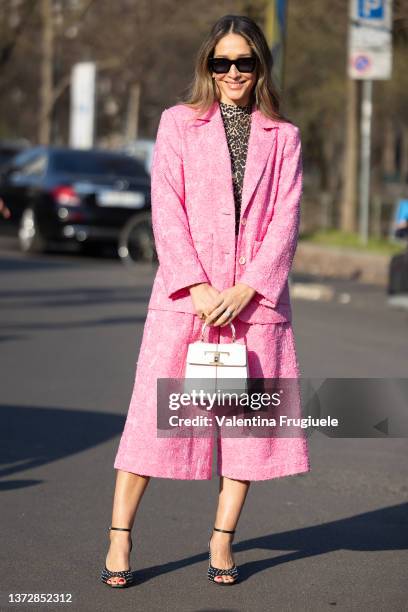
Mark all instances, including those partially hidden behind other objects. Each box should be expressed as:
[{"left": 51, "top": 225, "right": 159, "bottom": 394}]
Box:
[{"left": 208, "top": 56, "right": 257, "bottom": 74}]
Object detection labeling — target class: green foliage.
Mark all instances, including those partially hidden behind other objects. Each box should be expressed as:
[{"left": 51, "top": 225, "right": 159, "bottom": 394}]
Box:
[{"left": 300, "top": 229, "right": 406, "bottom": 255}]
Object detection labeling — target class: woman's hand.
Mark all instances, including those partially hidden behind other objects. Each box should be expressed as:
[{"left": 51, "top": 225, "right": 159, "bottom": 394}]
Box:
[
  {"left": 204, "top": 282, "right": 257, "bottom": 327},
  {"left": 189, "top": 282, "right": 223, "bottom": 320}
]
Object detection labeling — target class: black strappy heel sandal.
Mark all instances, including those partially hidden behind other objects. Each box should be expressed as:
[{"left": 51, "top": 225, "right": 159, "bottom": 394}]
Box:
[
  {"left": 208, "top": 527, "right": 239, "bottom": 585},
  {"left": 100, "top": 526, "right": 134, "bottom": 588}
]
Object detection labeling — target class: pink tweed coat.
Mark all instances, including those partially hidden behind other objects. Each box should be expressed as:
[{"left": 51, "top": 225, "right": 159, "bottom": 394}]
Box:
[
  {"left": 147, "top": 100, "right": 303, "bottom": 323},
  {"left": 113, "top": 100, "right": 310, "bottom": 481}
]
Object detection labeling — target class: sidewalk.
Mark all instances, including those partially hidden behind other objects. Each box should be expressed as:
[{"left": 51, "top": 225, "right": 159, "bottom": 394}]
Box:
[
  {"left": 290, "top": 243, "right": 408, "bottom": 311},
  {"left": 293, "top": 241, "right": 392, "bottom": 287}
]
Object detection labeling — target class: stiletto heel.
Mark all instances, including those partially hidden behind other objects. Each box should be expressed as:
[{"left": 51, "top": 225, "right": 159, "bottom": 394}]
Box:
[
  {"left": 100, "top": 526, "right": 134, "bottom": 588},
  {"left": 207, "top": 526, "right": 239, "bottom": 585}
]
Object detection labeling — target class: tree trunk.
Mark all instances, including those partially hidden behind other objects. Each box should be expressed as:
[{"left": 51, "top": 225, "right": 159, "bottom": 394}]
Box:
[
  {"left": 340, "top": 77, "right": 359, "bottom": 232},
  {"left": 399, "top": 123, "right": 408, "bottom": 185},
  {"left": 124, "top": 82, "right": 141, "bottom": 143},
  {"left": 382, "top": 116, "right": 395, "bottom": 178},
  {"left": 39, "top": 0, "right": 53, "bottom": 145}
]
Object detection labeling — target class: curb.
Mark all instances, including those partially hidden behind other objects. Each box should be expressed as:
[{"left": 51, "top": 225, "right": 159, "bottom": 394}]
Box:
[
  {"left": 293, "top": 242, "right": 394, "bottom": 287},
  {"left": 290, "top": 282, "right": 335, "bottom": 301}
]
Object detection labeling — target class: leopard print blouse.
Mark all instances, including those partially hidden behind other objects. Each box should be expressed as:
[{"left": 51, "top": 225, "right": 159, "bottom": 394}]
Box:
[{"left": 219, "top": 100, "right": 253, "bottom": 236}]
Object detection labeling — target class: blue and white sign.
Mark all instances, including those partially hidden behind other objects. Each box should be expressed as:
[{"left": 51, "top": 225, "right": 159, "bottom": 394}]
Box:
[
  {"left": 348, "top": 0, "right": 392, "bottom": 79},
  {"left": 358, "top": 0, "right": 384, "bottom": 20}
]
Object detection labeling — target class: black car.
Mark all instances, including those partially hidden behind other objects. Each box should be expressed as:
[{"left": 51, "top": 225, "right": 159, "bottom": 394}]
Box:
[
  {"left": 0, "top": 138, "right": 31, "bottom": 170},
  {"left": 0, "top": 145, "right": 151, "bottom": 253}
]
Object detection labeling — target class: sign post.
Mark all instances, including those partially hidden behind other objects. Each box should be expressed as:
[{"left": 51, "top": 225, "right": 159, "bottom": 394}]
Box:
[
  {"left": 69, "top": 62, "right": 96, "bottom": 149},
  {"left": 264, "top": 0, "right": 287, "bottom": 91},
  {"left": 348, "top": 0, "right": 393, "bottom": 244}
]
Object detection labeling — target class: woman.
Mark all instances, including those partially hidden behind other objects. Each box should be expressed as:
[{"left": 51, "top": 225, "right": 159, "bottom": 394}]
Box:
[{"left": 101, "top": 14, "right": 310, "bottom": 588}]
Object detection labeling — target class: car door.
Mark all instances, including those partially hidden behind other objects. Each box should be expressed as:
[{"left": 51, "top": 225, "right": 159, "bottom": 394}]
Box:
[{"left": 0, "top": 150, "right": 47, "bottom": 225}]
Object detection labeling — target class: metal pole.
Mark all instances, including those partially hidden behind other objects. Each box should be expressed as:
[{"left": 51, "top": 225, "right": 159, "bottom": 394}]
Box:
[
  {"left": 264, "top": 0, "right": 287, "bottom": 91},
  {"left": 359, "top": 79, "right": 373, "bottom": 245}
]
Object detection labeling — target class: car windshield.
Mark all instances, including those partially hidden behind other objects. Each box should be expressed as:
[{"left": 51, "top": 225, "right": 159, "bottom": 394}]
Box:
[
  {"left": 50, "top": 150, "right": 147, "bottom": 178},
  {"left": 0, "top": 150, "right": 23, "bottom": 168}
]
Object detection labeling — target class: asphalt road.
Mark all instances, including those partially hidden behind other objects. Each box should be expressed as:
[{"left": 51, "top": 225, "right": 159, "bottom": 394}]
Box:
[{"left": 1, "top": 238, "right": 407, "bottom": 612}]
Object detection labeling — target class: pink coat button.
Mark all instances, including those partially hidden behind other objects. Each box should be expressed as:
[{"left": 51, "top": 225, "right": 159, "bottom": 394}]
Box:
[{"left": 239, "top": 256, "right": 246, "bottom": 265}]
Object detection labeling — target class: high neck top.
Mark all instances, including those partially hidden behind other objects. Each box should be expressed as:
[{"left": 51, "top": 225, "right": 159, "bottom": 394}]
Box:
[
  {"left": 219, "top": 100, "right": 253, "bottom": 117},
  {"left": 219, "top": 100, "right": 253, "bottom": 236}
]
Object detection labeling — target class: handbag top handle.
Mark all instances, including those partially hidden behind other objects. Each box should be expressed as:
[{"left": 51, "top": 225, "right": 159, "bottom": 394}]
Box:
[{"left": 200, "top": 321, "right": 236, "bottom": 343}]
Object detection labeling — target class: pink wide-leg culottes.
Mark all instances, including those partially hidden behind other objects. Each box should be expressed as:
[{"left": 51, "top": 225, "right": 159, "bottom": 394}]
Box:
[{"left": 113, "top": 308, "right": 310, "bottom": 481}]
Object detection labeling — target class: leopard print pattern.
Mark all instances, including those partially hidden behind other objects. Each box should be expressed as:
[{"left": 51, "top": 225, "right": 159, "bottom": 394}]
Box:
[{"left": 219, "top": 100, "right": 253, "bottom": 235}]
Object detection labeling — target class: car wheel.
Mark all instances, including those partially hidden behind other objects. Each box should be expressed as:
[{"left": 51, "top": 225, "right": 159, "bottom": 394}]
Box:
[
  {"left": 18, "top": 207, "right": 47, "bottom": 254},
  {"left": 118, "top": 212, "right": 157, "bottom": 266}
]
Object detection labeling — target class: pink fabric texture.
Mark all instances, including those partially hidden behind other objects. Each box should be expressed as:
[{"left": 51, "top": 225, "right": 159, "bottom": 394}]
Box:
[
  {"left": 114, "top": 310, "right": 310, "bottom": 480},
  {"left": 113, "top": 100, "right": 310, "bottom": 480}
]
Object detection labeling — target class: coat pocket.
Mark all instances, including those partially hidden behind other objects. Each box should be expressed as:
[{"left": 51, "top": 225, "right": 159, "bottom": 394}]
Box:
[
  {"left": 250, "top": 238, "right": 291, "bottom": 308},
  {"left": 193, "top": 234, "right": 213, "bottom": 278},
  {"left": 251, "top": 239, "right": 263, "bottom": 260}
]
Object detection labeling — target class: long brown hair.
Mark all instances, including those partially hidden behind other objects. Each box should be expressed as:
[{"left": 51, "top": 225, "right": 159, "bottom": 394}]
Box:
[{"left": 178, "top": 14, "right": 290, "bottom": 122}]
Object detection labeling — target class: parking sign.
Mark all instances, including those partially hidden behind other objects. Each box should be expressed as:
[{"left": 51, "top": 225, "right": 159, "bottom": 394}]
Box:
[
  {"left": 358, "top": 0, "right": 384, "bottom": 19},
  {"left": 348, "top": 0, "right": 392, "bottom": 79}
]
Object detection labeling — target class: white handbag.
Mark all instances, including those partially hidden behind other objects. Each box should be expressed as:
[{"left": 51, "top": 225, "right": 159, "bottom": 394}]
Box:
[{"left": 183, "top": 320, "right": 248, "bottom": 397}]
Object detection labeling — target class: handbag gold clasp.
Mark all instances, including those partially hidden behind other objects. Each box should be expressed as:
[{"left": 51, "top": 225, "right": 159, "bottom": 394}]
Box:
[{"left": 204, "top": 349, "right": 230, "bottom": 365}]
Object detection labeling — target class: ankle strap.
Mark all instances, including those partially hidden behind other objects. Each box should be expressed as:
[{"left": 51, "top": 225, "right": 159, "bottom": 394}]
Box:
[
  {"left": 213, "top": 527, "right": 235, "bottom": 534},
  {"left": 109, "top": 526, "right": 131, "bottom": 532}
]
